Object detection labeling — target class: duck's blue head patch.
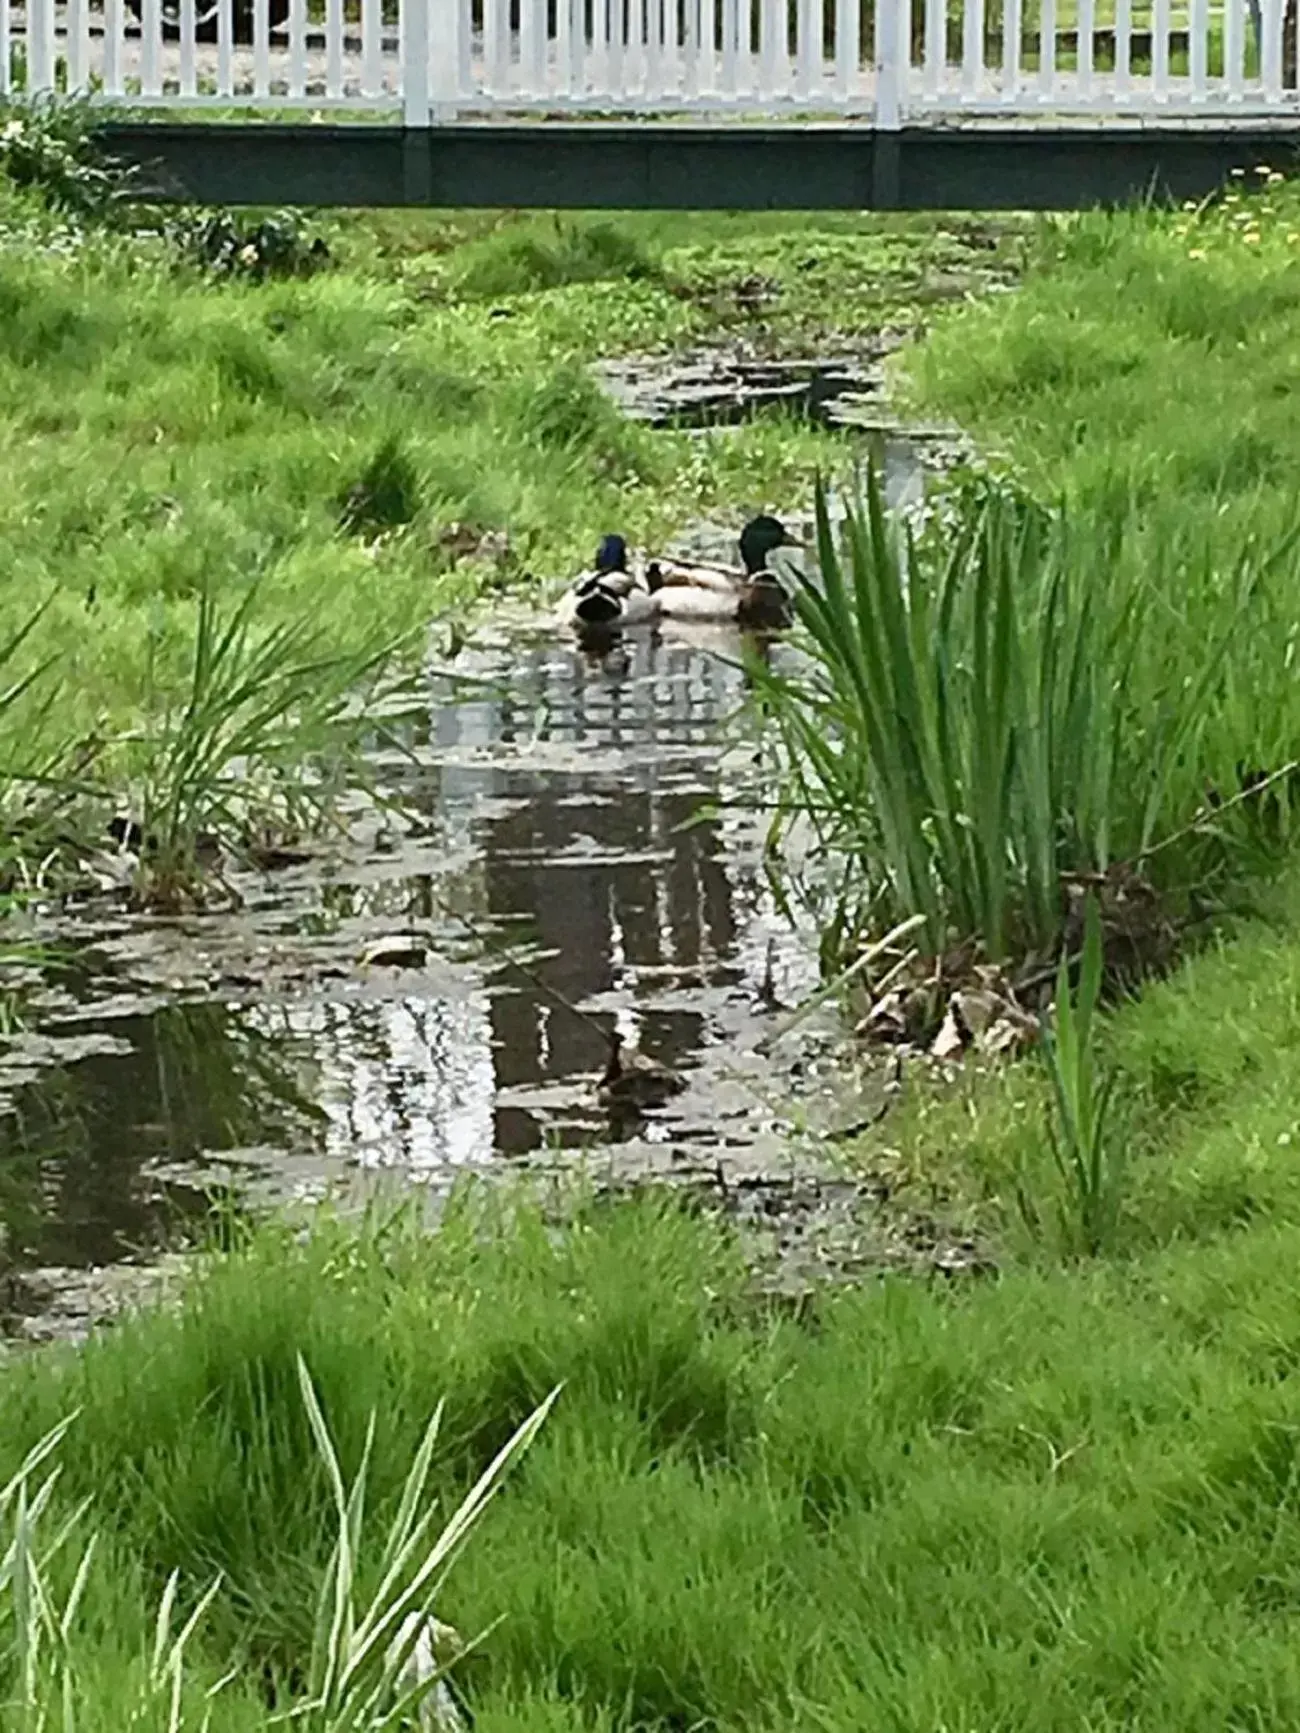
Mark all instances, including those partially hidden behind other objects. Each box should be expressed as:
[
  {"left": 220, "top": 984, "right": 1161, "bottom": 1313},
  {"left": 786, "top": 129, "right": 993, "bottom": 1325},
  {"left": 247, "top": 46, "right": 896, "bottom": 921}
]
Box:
[{"left": 595, "top": 534, "right": 628, "bottom": 574}]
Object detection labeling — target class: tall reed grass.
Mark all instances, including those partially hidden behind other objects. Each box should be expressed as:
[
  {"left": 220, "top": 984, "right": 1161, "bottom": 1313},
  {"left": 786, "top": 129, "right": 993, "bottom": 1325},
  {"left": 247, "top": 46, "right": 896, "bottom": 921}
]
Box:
[
  {"left": 121, "top": 577, "right": 405, "bottom": 909},
  {"left": 1038, "top": 895, "right": 1126, "bottom": 1255},
  {"left": 0, "top": 1350, "right": 555, "bottom": 1730},
  {"left": 756, "top": 469, "right": 1288, "bottom": 963}
]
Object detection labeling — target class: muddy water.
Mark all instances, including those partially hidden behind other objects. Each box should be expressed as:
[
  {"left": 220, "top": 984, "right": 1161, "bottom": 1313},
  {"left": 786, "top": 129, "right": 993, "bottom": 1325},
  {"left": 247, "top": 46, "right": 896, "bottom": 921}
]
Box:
[{"left": 0, "top": 615, "right": 884, "bottom": 1317}]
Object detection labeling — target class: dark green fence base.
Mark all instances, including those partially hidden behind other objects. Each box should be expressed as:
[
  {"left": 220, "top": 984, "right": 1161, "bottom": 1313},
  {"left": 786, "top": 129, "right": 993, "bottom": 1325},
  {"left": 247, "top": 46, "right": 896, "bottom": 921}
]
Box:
[{"left": 94, "top": 119, "right": 1300, "bottom": 211}]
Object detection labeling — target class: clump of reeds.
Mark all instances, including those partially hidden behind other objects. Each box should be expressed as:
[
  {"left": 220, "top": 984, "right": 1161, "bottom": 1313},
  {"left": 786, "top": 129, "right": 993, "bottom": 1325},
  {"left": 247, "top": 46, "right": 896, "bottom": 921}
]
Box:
[
  {"left": 755, "top": 466, "right": 1269, "bottom": 969},
  {"left": 119, "top": 575, "right": 406, "bottom": 912}
]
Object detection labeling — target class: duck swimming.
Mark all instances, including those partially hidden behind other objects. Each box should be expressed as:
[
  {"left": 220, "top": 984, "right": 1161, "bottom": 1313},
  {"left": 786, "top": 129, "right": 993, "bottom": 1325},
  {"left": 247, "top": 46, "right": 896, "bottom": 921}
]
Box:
[
  {"left": 555, "top": 534, "right": 664, "bottom": 630},
  {"left": 654, "top": 515, "right": 804, "bottom": 630},
  {"left": 596, "top": 1030, "right": 686, "bottom": 1112}
]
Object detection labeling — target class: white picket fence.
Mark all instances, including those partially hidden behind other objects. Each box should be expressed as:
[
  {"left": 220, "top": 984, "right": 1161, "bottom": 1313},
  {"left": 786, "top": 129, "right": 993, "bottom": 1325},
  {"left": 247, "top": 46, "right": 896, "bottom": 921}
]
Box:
[{"left": 0, "top": 0, "right": 1293, "bottom": 122}]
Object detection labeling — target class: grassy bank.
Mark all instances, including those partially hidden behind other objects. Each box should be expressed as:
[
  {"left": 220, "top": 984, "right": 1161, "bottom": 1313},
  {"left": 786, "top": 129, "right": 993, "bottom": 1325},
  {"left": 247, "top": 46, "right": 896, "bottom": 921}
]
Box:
[
  {"left": 0, "top": 146, "right": 1011, "bottom": 748},
  {"left": 0, "top": 117, "right": 1020, "bottom": 895},
  {"left": 12, "top": 1013, "right": 1300, "bottom": 1733},
  {"left": 906, "top": 170, "right": 1300, "bottom": 538}
]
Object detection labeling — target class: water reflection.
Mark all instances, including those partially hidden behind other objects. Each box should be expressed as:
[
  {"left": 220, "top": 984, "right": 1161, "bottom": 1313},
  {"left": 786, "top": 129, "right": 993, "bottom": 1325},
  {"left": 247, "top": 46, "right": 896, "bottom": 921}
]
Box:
[
  {"left": 0, "top": 1003, "right": 322, "bottom": 1272},
  {"left": 0, "top": 624, "right": 819, "bottom": 1272}
]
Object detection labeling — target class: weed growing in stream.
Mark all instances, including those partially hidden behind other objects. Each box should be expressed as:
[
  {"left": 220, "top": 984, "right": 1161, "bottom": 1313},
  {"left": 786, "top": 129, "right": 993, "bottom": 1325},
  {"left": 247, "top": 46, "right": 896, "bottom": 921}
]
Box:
[
  {"left": 122, "top": 577, "right": 407, "bottom": 909},
  {"left": 756, "top": 466, "right": 1300, "bottom": 968}
]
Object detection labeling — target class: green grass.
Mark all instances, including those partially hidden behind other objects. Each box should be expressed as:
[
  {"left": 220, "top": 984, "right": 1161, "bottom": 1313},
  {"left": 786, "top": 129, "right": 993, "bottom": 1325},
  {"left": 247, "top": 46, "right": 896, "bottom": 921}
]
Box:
[
  {"left": 0, "top": 150, "right": 1020, "bottom": 866},
  {"left": 7, "top": 859, "right": 1300, "bottom": 1724},
  {"left": 18, "top": 921, "right": 1300, "bottom": 1733},
  {"left": 906, "top": 171, "right": 1300, "bottom": 546}
]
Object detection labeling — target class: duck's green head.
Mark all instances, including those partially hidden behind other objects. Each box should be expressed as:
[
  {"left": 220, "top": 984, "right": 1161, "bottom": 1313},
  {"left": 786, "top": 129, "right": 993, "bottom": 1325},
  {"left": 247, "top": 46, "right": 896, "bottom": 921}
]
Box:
[
  {"left": 739, "top": 514, "right": 797, "bottom": 575},
  {"left": 595, "top": 534, "right": 629, "bottom": 574}
]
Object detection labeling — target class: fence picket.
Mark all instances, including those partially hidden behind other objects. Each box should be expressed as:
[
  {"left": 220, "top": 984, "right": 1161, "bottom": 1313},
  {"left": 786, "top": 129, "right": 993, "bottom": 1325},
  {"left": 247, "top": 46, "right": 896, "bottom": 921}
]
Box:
[
  {"left": 1037, "top": 0, "right": 1055, "bottom": 97},
  {"left": 216, "top": 0, "right": 233, "bottom": 96},
  {"left": 520, "top": 0, "right": 543, "bottom": 95},
  {"left": 362, "top": 0, "right": 381, "bottom": 95},
  {"left": 922, "top": 0, "right": 941, "bottom": 96},
  {"left": 180, "top": 0, "right": 197, "bottom": 93},
  {"left": 796, "top": 0, "right": 819, "bottom": 95},
  {"left": 1001, "top": 0, "right": 1021, "bottom": 98},
  {"left": 1113, "top": 0, "right": 1130, "bottom": 94},
  {"left": 720, "top": 0, "right": 736, "bottom": 92},
  {"left": 1225, "top": 0, "right": 1244, "bottom": 93},
  {"left": 1189, "top": 0, "right": 1206, "bottom": 94},
  {"left": 834, "top": 0, "right": 858, "bottom": 95},
  {"left": 555, "top": 0, "right": 572, "bottom": 95},
  {"left": 646, "top": 0, "right": 664, "bottom": 98},
  {"left": 761, "top": 0, "right": 782, "bottom": 89},
  {"left": 1076, "top": 0, "right": 1092, "bottom": 96},
  {"left": 877, "top": 0, "right": 900, "bottom": 119},
  {"left": 961, "top": 0, "right": 983, "bottom": 96},
  {"left": 253, "top": 0, "right": 271, "bottom": 95},
  {"left": 29, "top": 0, "right": 56, "bottom": 91},
  {"left": 68, "top": 0, "right": 91, "bottom": 92},
  {"left": 403, "top": 0, "right": 430, "bottom": 115},
  {"left": 1152, "top": 0, "right": 1169, "bottom": 98},
  {"left": 485, "top": 0, "right": 508, "bottom": 93},
  {"left": 141, "top": 0, "right": 161, "bottom": 95},
  {"left": 326, "top": 0, "right": 344, "bottom": 97},
  {"left": 683, "top": 0, "right": 699, "bottom": 94},
  {"left": 289, "top": 0, "right": 307, "bottom": 95}
]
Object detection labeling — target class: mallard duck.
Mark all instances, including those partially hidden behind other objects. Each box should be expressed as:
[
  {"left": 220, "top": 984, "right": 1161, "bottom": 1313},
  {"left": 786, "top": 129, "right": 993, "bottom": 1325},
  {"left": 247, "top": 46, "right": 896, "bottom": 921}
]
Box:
[
  {"left": 596, "top": 1030, "right": 686, "bottom": 1112},
  {"left": 555, "top": 534, "right": 664, "bottom": 630},
  {"left": 654, "top": 515, "right": 804, "bottom": 630}
]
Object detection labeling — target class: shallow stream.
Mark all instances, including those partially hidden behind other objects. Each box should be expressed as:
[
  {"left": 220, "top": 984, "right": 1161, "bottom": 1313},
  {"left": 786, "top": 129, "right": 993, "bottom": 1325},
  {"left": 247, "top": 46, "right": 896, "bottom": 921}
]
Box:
[{"left": 0, "top": 360, "right": 979, "bottom": 1339}]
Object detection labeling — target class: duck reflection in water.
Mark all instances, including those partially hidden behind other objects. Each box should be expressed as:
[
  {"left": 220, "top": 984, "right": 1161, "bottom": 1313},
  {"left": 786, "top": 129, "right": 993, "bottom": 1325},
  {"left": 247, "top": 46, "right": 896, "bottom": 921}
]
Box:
[{"left": 575, "top": 622, "right": 632, "bottom": 676}]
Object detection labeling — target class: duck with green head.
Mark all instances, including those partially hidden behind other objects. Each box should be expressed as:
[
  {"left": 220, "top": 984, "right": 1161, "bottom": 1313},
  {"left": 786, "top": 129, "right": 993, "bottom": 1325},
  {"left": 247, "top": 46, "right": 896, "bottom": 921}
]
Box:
[
  {"left": 555, "top": 533, "right": 664, "bottom": 630},
  {"left": 654, "top": 514, "right": 804, "bottom": 629}
]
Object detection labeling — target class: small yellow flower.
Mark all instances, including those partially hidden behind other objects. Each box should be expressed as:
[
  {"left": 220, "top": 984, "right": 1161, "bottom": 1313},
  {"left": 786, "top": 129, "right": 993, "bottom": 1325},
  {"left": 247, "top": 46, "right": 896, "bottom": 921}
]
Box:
[
  {"left": 1188, "top": 247, "right": 1207, "bottom": 259},
  {"left": 1244, "top": 230, "right": 1262, "bottom": 243}
]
